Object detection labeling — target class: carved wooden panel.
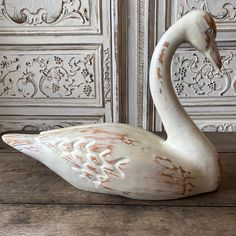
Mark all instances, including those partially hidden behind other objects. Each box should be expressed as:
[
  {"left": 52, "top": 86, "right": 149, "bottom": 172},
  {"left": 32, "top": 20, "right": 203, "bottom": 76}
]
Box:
[
  {"left": 172, "top": 49, "right": 236, "bottom": 98},
  {"left": 0, "top": 115, "right": 104, "bottom": 133},
  {"left": 174, "top": 0, "right": 236, "bottom": 42},
  {"left": 193, "top": 117, "right": 236, "bottom": 132},
  {"left": 177, "top": 0, "right": 236, "bottom": 25},
  {"left": 0, "top": 45, "right": 103, "bottom": 107},
  {"left": 201, "top": 123, "right": 236, "bottom": 132},
  {"left": 0, "top": 0, "right": 120, "bottom": 134},
  {"left": 0, "top": 0, "right": 101, "bottom": 34}
]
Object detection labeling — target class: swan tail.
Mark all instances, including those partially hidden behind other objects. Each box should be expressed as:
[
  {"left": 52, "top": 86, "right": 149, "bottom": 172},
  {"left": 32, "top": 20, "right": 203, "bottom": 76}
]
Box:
[{"left": 2, "top": 133, "right": 38, "bottom": 153}]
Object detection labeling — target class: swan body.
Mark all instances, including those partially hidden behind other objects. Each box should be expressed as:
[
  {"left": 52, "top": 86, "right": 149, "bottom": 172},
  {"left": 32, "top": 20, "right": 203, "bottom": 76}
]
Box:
[{"left": 2, "top": 10, "right": 221, "bottom": 200}]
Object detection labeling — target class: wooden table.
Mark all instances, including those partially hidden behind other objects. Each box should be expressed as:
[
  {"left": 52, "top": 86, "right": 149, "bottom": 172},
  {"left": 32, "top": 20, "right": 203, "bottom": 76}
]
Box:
[{"left": 0, "top": 133, "right": 235, "bottom": 236}]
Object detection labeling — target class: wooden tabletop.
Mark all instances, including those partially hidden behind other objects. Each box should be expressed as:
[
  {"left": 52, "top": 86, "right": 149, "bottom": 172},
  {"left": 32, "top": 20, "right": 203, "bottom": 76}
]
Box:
[{"left": 0, "top": 133, "right": 235, "bottom": 236}]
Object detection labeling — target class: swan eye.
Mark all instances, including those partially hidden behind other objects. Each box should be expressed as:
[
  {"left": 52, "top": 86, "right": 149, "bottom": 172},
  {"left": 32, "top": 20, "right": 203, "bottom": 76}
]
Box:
[{"left": 207, "top": 28, "right": 213, "bottom": 35}]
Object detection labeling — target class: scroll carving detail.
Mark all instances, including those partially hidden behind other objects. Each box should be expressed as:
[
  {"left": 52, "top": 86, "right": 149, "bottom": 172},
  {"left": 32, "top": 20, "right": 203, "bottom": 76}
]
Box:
[
  {"left": 201, "top": 124, "right": 236, "bottom": 132},
  {"left": 172, "top": 51, "right": 235, "bottom": 97},
  {"left": 0, "top": 122, "right": 84, "bottom": 133},
  {"left": 0, "top": 0, "right": 90, "bottom": 26},
  {"left": 178, "top": 0, "right": 236, "bottom": 22},
  {"left": 103, "top": 48, "right": 111, "bottom": 103},
  {"left": 0, "top": 53, "right": 96, "bottom": 99}
]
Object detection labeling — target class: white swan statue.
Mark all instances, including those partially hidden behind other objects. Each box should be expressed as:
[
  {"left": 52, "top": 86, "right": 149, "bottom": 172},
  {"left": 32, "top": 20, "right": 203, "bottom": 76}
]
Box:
[{"left": 2, "top": 10, "right": 222, "bottom": 200}]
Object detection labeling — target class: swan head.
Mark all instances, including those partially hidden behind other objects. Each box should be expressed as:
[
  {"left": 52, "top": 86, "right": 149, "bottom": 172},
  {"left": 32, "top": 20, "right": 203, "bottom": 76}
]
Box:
[{"left": 184, "top": 10, "right": 222, "bottom": 69}]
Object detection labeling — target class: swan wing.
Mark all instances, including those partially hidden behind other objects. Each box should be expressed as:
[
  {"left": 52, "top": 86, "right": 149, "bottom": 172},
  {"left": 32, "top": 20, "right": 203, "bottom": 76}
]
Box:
[{"left": 37, "top": 125, "right": 135, "bottom": 188}]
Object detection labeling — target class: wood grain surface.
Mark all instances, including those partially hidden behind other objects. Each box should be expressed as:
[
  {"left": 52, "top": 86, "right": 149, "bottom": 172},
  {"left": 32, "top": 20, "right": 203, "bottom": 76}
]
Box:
[{"left": 0, "top": 205, "right": 235, "bottom": 236}]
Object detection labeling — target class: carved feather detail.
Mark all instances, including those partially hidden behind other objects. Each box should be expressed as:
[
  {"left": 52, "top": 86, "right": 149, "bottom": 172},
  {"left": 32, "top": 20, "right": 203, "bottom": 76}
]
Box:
[
  {"left": 155, "top": 156, "right": 195, "bottom": 195},
  {"left": 38, "top": 128, "right": 132, "bottom": 188}
]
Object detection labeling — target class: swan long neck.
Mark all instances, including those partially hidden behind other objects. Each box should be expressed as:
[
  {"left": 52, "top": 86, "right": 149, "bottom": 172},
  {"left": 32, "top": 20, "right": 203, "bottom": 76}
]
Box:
[{"left": 150, "top": 23, "right": 201, "bottom": 141}]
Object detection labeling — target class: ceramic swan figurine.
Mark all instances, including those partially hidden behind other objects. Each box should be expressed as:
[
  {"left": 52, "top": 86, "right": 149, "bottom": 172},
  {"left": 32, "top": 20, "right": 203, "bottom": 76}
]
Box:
[{"left": 2, "top": 10, "right": 222, "bottom": 200}]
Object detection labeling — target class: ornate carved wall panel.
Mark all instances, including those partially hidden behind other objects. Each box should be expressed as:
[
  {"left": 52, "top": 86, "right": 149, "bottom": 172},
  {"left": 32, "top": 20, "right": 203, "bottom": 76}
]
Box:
[
  {"left": 0, "top": 0, "right": 121, "bottom": 134},
  {"left": 0, "top": 115, "right": 104, "bottom": 133},
  {"left": 2, "top": 0, "right": 234, "bottom": 134},
  {"left": 0, "top": 45, "right": 103, "bottom": 107},
  {"left": 0, "top": 0, "right": 101, "bottom": 34},
  {"left": 174, "top": 0, "right": 236, "bottom": 42},
  {"left": 172, "top": 49, "right": 236, "bottom": 99},
  {"left": 177, "top": 0, "right": 236, "bottom": 25},
  {"left": 198, "top": 121, "right": 236, "bottom": 132}
]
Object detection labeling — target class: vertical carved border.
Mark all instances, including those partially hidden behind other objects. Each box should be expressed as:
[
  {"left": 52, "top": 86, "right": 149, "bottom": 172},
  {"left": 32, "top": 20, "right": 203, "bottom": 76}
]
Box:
[
  {"left": 110, "top": 0, "right": 120, "bottom": 123},
  {"left": 139, "top": 0, "right": 173, "bottom": 132},
  {"left": 103, "top": 0, "right": 126, "bottom": 123},
  {"left": 135, "top": 0, "right": 162, "bottom": 131},
  {"left": 127, "top": 0, "right": 155, "bottom": 130},
  {"left": 111, "top": 0, "right": 128, "bottom": 123},
  {"left": 136, "top": 0, "right": 149, "bottom": 128}
]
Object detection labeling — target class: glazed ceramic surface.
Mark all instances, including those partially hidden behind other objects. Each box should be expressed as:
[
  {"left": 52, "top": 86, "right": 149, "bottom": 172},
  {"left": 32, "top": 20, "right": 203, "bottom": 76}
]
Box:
[{"left": 2, "top": 10, "right": 221, "bottom": 200}]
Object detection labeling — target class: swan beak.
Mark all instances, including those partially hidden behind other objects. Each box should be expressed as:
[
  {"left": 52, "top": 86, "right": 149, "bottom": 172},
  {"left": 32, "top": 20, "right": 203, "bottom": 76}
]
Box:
[{"left": 205, "top": 40, "right": 222, "bottom": 70}]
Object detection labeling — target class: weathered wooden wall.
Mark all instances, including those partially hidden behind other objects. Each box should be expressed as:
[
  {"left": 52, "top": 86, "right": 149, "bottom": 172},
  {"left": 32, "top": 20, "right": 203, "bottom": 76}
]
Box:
[
  {"left": 0, "top": 0, "right": 235, "bottom": 133},
  {"left": 0, "top": 0, "right": 124, "bottom": 132}
]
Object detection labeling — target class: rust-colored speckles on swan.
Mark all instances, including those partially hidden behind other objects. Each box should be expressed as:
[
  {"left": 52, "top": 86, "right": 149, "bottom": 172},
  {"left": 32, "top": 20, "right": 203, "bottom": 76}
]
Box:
[
  {"left": 158, "top": 41, "right": 169, "bottom": 64},
  {"left": 62, "top": 142, "right": 73, "bottom": 151},
  {"left": 157, "top": 67, "right": 162, "bottom": 80},
  {"left": 79, "top": 129, "right": 137, "bottom": 146},
  {"left": 164, "top": 42, "right": 169, "bottom": 48},
  {"left": 88, "top": 143, "right": 112, "bottom": 153},
  {"left": 2, "top": 135, "right": 39, "bottom": 152},
  {"left": 2, "top": 136, "right": 31, "bottom": 147},
  {"left": 87, "top": 164, "right": 98, "bottom": 173},
  {"left": 155, "top": 156, "right": 195, "bottom": 195},
  {"left": 159, "top": 50, "right": 165, "bottom": 64}
]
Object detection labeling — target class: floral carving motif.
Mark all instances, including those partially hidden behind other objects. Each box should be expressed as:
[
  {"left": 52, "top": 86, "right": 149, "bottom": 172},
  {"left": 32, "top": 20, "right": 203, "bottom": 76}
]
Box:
[
  {"left": 0, "top": 119, "right": 102, "bottom": 133},
  {"left": 0, "top": 0, "right": 90, "bottom": 26},
  {"left": 172, "top": 51, "right": 234, "bottom": 97},
  {"left": 22, "top": 123, "right": 81, "bottom": 132},
  {"left": 0, "top": 53, "right": 96, "bottom": 98},
  {"left": 103, "top": 48, "right": 111, "bottom": 103},
  {"left": 178, "top": 0, "right": 236, "bottom": 22},
  {"left": 201, "top": 123, "right": 236, "bottom": 132}
]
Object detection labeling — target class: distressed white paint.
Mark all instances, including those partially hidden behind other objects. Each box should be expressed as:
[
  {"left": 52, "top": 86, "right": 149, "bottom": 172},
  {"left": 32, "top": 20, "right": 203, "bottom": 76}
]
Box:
[{"left": 3, "top": 11, "right": 221, "bottom": 200}]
